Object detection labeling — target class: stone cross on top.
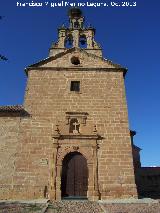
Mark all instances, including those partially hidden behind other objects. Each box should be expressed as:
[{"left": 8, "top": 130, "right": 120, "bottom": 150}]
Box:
[{"left": 73, "top": 121, "right": 80, "bottom": 134}]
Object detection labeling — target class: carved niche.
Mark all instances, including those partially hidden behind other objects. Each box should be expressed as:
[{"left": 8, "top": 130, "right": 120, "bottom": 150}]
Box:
[{"left": 66, "top": 112, "right": 88, "bottom": 134}]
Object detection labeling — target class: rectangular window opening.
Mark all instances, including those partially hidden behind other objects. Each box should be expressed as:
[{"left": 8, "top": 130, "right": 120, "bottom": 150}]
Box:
[{"left": 70, "top": 81, "right": 80, "bottom": 92}]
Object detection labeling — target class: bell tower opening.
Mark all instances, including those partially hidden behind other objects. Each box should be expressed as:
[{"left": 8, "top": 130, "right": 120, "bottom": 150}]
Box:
[
  {"left": 49, "top": 8, "right": 102, "bottom": 57},
  {"left": 79, "top": 35, "right": 87, "bottom": 48},
  {"left": 65, "top": 34, "right": 73, "bottom": 48}
]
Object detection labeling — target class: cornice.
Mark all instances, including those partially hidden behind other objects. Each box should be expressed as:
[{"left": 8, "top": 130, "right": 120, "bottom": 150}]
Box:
[
  {"left": 25, "top": 66, "right": 127, "bottom": 77},
  {"left": 52, "top": 134, "right": 102, "bottom": 140}
]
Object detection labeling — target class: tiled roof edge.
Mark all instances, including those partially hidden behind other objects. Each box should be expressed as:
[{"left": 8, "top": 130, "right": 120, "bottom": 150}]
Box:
[{"left": 0, "top": 105, "right": 29, "bottom": 116}]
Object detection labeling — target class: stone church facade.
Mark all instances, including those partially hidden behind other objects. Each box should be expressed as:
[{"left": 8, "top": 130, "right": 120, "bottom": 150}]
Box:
[{"left": 0, "top": 8, "right": 139, "bottom": 200}]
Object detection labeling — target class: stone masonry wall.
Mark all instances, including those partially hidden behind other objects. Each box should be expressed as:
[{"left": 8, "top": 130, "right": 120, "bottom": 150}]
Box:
[
  {"left": 0, "top": 115, "right": 20, "bottom": 199},
  {"left": 11, "top": 67, "right": 137, "bottom": 199}
]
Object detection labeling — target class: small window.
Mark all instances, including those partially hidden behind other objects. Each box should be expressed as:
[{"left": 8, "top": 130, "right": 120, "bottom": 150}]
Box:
[
  {"left": 70, "top": 81, "right": 80, "bottom": 92},
  {"left": 71, "top": 56, "right": 80, "bottom": 65}
]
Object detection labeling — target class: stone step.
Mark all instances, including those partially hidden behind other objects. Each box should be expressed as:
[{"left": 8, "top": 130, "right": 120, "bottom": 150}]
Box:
[{"left": 45, "top": 201, "right": 104, "bottom": 213}]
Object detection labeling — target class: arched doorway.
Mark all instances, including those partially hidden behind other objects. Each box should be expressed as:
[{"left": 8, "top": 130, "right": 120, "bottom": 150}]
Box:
[{"left": 61, "top": 152, "right": 88, "bottom": 199}]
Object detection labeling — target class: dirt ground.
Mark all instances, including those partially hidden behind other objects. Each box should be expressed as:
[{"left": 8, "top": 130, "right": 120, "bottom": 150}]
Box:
[
  {"left": 101, "top": 202, "right": 160, "bottom": 213},
  {"left": 0, "top": 200, "right": 160, "bottom": 213}
]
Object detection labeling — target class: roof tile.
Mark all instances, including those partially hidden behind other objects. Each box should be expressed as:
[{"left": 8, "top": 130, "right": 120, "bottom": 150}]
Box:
[{"left": 0, "top": 105, "right": 24, "bottom": 112}]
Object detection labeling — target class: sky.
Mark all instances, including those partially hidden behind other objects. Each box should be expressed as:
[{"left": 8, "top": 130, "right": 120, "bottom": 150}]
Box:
[{"left": 0, "top": 0, "right": 160, "bottom": 166}]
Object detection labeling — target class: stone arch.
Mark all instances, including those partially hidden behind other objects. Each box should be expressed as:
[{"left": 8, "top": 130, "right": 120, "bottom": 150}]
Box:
[
  {"left": 61, "top": 151, "right": 88, "bottom": 198},
  {"left": 57, "top": 146, "right": 92, "bottom": 166},
  {"left": 54, "top": 145, "right": 99, "bottom": 201}
]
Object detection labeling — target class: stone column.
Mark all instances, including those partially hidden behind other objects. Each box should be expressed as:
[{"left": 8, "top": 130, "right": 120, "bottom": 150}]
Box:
[
  {"left": 92, "top": 145, "right": 100, "bottom": 200},
  {"left": 72, "top": 30, "right": 79, "bottom": 47},
  {"left": 55, "top": 163, "right": 62, "bottom": 200},
  {"left": 87, "top": 163, "right": 95, "bottom": 200},
  {"left": 49, "top": 140, "right": 59, "bottom": 200},
  {"left": 86, "top": 30, "right": 93, "bottom": 49},
  {"left": 58, "top": 29, "right": 66, "bottom": 48}
]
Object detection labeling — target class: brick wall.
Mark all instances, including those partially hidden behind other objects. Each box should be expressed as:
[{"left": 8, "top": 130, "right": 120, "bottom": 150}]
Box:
[{"left": 0, "top": 115, "right": 20, "bottom": 198}]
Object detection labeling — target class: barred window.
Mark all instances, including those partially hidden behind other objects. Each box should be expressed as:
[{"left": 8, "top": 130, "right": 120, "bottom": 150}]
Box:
[{"left": 70, "top": 81, "right": 80, "bottom": 92}]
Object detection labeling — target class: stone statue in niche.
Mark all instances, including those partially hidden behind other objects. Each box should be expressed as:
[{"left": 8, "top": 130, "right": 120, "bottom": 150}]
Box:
[{"left": 69, "top": 118, "right": 80, "bottom": 134}]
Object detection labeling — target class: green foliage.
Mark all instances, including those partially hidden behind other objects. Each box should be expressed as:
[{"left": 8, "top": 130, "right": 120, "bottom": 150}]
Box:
[{"left": 0, "top": 54, "right": 8, "bottom": 61}]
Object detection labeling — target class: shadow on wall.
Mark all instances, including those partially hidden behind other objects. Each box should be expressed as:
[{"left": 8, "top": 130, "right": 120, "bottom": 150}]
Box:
[
  {"left": 131, "top": 130, "right": 160, "bottom": 199},
  {"left": 136, "top": 167, "right": 160, "bottom": 199}
]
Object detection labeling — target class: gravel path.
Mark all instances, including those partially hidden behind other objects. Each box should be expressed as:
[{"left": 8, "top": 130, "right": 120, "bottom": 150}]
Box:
[
  {"left": 46, "top": 201, "right": 103, "bottom": 213},
  {"left": 0, "top": 200, "right": 160, "bottom": 213},
  {"left": 101, "top": 203, "right": 160, "bottom": 213}
]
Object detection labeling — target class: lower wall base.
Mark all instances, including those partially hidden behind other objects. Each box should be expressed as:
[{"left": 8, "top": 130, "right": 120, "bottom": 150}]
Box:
[
  {"left": 0, "top": 184, "right": 138, "bottom": 200},
  {"left": 0, "top": 186, "right": 47, "bottom": 200},
  {"left": 100, "top": 184, "right": 138, "bottom": 200}
]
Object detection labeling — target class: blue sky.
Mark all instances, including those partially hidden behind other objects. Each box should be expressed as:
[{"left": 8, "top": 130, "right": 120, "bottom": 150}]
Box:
[{"left": 0, "top": 0, "right": 160, "bottom": 166}]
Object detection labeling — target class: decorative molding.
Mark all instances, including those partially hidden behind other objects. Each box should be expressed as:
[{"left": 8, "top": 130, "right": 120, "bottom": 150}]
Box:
[
  {"left": 26, "top": 66, "right": 127, "bottom": 72},
  {"left": 73, "top": 146, "right": 79, "bottom": 151},
  {"left": 66, "top": 112, "right": 88, "bottom": 125},
  {"left": 52, "top": 134, "right": 102, "bottom": 140}
]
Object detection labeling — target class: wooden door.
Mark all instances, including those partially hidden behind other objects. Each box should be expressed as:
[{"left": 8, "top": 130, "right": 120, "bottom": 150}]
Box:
[{"left": 61, "top": 152, "right": 88, "bottom": 198}]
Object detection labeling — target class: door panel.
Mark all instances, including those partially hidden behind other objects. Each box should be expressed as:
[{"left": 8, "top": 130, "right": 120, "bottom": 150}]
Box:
[{"left": 61, "top": 152, "right": 88, "bottom": 198}]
